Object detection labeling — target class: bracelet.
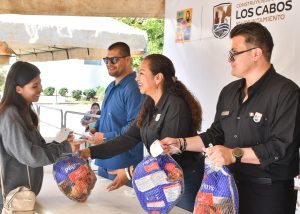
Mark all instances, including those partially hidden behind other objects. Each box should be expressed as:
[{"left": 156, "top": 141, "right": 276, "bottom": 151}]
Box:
[
  {"left": 178, "top": 138, "right": 182, "bottom": 151},
  {"left": 129, "top": 166, "right": 134, "bottom": 179},
  {"left": 182, "top": 138, "right": 187, "bottom": 152},
  {"left": 124, "top": 167, "right": 132, "bottom": 180}
]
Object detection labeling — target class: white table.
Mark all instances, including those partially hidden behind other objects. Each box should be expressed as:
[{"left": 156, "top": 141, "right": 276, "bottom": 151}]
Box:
[{"left": 36, "top": 167, "right": 190, "bottom": 214}]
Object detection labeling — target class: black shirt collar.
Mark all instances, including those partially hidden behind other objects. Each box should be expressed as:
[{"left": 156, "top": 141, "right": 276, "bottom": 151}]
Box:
[
  {"left": 239, "top": 64, "right": 275, "bottom": 99},
  {"left": 154, "top": 92, "right": 170, "bottom": 112}
]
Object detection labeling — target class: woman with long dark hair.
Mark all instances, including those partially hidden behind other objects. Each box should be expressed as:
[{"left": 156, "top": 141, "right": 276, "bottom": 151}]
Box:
[
  {"left": 0, "top": 61, "right": 82, "bottom": 211},
  {"left": 80, "top": 54, "right": 204, "bottom": 212}
]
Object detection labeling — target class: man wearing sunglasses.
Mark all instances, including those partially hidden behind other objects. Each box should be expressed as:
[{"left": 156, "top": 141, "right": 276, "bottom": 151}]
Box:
[
  {"left": 89, "top": 42, "right": 144, "bottom": 183},
  {"left": 161, "top": 22, "right": 299, "bottom": 214}
]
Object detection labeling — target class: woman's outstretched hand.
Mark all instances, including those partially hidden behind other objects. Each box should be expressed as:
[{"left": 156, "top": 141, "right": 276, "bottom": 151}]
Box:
[
  {"left": 78, "top": 148, "right": 91, "bottom": 159},
  {"left": 67, "top": 133, "right": 84, "bottom": 152}
]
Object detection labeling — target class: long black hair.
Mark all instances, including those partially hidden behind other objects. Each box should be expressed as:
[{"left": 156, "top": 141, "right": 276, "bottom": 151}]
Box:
[{"left": 0, "top": 61, "right": 41, "bottom": 130}]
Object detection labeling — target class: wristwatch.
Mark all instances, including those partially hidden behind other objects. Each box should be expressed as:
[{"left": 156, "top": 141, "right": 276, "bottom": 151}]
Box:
[{"left": 232, "top": 147, "right": 244, "bottom": 164}]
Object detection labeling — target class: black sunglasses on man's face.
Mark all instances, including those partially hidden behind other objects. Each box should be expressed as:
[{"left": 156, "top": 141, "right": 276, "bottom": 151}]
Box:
[
  {"left": 102, "top": 56, "right": 128, "bottom": 65},
  {"left": 228, "top": 47, "right": 257, "bottom": 62}
]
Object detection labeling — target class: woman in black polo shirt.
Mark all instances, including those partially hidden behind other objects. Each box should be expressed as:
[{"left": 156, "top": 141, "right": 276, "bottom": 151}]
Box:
[{"left": 80, "top": 54, "right": 203, "bottom": 212}]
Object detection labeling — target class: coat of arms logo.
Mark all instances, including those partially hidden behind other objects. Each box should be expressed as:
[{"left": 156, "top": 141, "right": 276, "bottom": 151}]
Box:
[{"left": 213, "top": 3, "right": 232, "bottom": 39}]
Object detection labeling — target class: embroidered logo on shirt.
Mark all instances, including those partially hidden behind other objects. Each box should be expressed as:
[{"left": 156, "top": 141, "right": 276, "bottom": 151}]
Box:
[
  {"left": 253, "top": 112, "right": 262, "bottom": 123},
  {"left": 155, "top": 114, "right": 161, "bottom": 121},
  {"left": 221, "top": 111, "right": 230, "bottom": 116}
]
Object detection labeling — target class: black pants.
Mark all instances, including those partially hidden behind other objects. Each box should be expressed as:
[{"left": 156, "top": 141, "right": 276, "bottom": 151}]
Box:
[{"left": 236, "top": 179, "right": 297, "bottom": 214}]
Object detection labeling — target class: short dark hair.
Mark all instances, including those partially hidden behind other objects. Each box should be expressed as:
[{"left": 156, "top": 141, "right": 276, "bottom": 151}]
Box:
[
  {"left": 230, "top": 22, "right": 274, "bottom": 62},
  {"left": 108, "top": 42, "right": 131, "bottom": 56}
]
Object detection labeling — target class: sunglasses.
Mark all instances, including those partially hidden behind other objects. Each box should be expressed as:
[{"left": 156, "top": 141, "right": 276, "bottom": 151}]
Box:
[
  {"left": 228, "top": 47, "right": 257, "bottom": 62},
  {"left": 102, "top": 56, "right": 128, "bottom": 65}
]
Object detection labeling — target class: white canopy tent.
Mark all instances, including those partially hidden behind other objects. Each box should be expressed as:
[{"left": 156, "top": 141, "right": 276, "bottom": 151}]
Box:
[{"left": 0, "top": 14, "right": 148, "bottom": 63}]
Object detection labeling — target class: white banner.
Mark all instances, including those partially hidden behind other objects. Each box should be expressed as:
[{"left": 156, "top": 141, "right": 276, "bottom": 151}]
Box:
[{"left": 164, "top": 0, "right": 299, "bottom": 130}]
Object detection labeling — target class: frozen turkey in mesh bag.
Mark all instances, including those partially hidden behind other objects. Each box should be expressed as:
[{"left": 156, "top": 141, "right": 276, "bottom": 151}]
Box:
[
  {"left": 132, "top": 154, "right": 184, "bottom": 214},
  {"left": 53, "top": 153, "right": 97, "bottom": 202},
  {"left": 194, "top": 158, "right": 239, "bottom": 214}
]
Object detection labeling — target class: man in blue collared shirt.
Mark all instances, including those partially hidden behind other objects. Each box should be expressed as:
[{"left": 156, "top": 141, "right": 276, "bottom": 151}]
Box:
[{"left": 89, "top": 42, "right": 144, "bottom": 180}]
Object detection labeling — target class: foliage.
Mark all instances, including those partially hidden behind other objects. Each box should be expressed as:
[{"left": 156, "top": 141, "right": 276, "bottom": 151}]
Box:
[
  {"left": 0, "top": 72, "right": 4, "bottom": 91},
  {"left": 43, "top": 86, "right": 55, "bottom": 96},
  {"left": 0, "top": 65, "right": 8, "bottom": 91},
  {"left": 71, "top": 90, "right": 82, "bottom": 101},
  {"left": 116, "top": 18, "right": 164, "bottom": 69},
  {"left": 58, "top": 87, "right": 68, "bottom": 97},
  {"left": 83, "top": 89, "right": 96, "bottom": 101},
  {"left": 95, "top": 86, "right": 106, "bottom": 103}
]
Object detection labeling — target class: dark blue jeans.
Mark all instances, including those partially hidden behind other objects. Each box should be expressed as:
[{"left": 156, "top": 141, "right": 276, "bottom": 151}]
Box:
[{"left": 176, "top": 159, "right": 204, "bottom": 212}]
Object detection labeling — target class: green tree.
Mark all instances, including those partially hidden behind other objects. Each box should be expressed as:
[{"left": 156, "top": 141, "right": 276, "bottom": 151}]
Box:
[
  {"left": 0, "top": 72, "right": 5, "bottom": 91},
  {"left": 43, "top": 86, "right": 55, "bottom": 96},
  {"left": 95, "top": 86, "right": 106, "bottom": 103},
  {"left": 83, "top": 89, "right": 96, "bottom": 101},
  {"left": 58, "top": 87, "right": 68, "bottom": 96},
  {"left": 71, "top": 90, "right": 82, "bottom": 101},
  {"left": 116, "top": 18, "right": 164, "bottom": 69},
  {"left": 0, "top": 65, "right": 7, "bottom": 91}
]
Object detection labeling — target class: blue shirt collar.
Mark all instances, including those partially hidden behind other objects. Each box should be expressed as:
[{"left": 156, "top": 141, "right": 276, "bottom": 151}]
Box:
[{"left": 112, "top": 72, "right": 137, "bottom": 88}]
